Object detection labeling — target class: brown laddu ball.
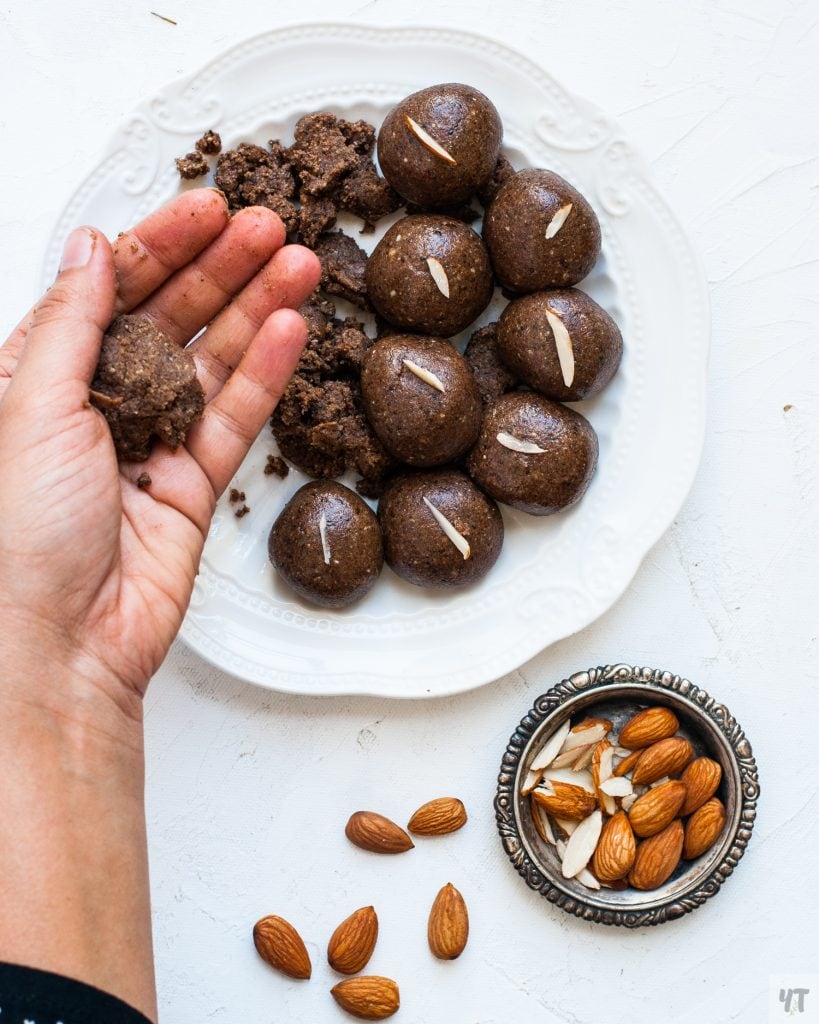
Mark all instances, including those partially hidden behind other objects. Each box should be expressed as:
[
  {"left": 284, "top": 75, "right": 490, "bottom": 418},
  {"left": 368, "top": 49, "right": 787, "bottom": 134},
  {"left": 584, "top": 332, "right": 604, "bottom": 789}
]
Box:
[
  {"left": 497, "top": 288, "right": 622, "bottom": 402},
  {"left": 467, "top": 392, "right": 598, "bottom": 516},
  {"left": 377, "top": 83, "right": 502, "bottom": 208},
  {"left": 269, "top": 481, "right": 383, "bottom": 609},
  {"left": 366, "top": 215, "right": 493, "bottom": 338},
  {"left": 360, "top": 335, "right": 482, "bottom": 467},
  {"left": 378, "top": 469, "right": 503, "bottom": 589},
  {"left": 483, "top": 169, "right": 601, "bottom": 292}
]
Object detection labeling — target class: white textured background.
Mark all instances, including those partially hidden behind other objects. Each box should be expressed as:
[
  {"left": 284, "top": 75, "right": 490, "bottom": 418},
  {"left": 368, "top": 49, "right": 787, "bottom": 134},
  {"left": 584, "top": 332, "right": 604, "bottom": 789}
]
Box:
[{"left": 2, "top": 1, "right": 818, "bottom": 1021}]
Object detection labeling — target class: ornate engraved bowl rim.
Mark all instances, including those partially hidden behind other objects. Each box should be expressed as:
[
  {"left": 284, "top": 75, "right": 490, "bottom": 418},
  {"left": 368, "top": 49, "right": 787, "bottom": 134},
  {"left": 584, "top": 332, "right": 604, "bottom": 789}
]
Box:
[{"left": 495, "top": 663, "right": 759, "bottom": 927}]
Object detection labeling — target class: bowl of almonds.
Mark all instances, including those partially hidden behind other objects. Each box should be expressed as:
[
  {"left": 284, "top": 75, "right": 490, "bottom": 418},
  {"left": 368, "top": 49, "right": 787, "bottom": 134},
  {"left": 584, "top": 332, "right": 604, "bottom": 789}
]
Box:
[{"left": 496, "top": 663, "right": 759, "bottom": 927}]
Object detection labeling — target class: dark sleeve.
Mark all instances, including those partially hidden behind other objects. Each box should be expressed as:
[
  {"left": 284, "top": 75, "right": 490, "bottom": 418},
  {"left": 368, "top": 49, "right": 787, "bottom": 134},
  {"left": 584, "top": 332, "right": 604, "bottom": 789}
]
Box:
[{"left": 0, "top": 962, "right": 152, "bottom": 1024}]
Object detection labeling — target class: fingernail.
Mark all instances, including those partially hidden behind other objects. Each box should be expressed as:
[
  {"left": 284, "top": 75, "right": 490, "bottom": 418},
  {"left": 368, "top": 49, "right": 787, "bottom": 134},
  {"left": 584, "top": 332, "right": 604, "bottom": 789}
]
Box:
[{"left": 60, "top": 227, "right": 96, "bottom": 271}]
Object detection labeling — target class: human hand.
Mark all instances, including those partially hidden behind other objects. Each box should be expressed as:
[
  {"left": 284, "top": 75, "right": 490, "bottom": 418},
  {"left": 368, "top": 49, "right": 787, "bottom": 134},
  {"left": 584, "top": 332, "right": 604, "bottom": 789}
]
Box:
[{"left": 0, "top": 191, "right": 320, "bottom": 722}]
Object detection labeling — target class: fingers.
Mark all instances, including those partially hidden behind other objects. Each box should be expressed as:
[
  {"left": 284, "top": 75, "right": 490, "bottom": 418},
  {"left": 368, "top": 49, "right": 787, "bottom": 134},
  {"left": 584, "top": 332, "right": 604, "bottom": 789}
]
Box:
[
  {"left": 131, "top": 206, "right": 286, "bottom": 345},
  {"left": 112, "top": 189, "right": 230, "bottom": 314},
  {"left": 4, "top": 228, "right": 116, "bottom": 406},
  {"left": 185, "top": 307, "right": 308, "bottom": 496},
  {"left": 191, "top": 244, "right": 321, "bottom": 400}
]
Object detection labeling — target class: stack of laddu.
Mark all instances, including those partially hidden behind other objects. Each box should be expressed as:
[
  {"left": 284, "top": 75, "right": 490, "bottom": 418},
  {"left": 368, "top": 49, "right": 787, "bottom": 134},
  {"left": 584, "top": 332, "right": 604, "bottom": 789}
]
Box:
[{"left": 266, "top": 82, "right": 623, "bottom": 608}]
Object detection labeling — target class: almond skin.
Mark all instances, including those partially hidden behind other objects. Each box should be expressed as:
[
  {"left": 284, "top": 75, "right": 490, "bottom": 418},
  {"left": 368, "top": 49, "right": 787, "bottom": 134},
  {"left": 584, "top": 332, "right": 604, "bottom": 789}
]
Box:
[
  {"left": 531, "top": 781, "right": 597, "bottom": 821},
  {"left": 628, "top": 780, "right": 687, "bottom": 837},
  {"left": 613, "top": 749, "right": 643, "bottom": 777},
  {"left": 407, "top": 797, "right": 468, "bottom": 836},
  {"left": 428, "top": 882, "right": 469, "bottom": 960},
  {"left": 618, "top": 707, "right": 679, "bottom": 749},
  {"left": 253, "top": 915, "right": 312, "bottom": 979},
  {"left": 631, "top": 736, "right": 694, "bottom": 785},
  {"left": 680, "top": 757, "right": 723, "bottom": 816},
  {"left": 629, "top": 819, "right": 684, "bottom": 890},
  {"left": 328, "top": 906, "right": 378, "bottom": 975},
  {"left": 591, "top": 811, "right": 637, "bottom": 882},
  {"left": 684, "top": 797, "right": 727, "bottom": 859},
  {"left": 345, "top": 811, "right": 414, "bottom": 854},
  {"left": 331, "top": 976, "right": 400, "bottom": 1020}
]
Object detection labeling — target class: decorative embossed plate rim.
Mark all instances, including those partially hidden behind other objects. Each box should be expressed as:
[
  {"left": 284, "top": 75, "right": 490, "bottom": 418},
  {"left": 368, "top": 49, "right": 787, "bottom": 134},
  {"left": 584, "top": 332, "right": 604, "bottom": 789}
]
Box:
[
  {"left": 496, "top": 664, "right": 759, "bottom": 926},
  {"left": 44, "top": 24, "right": 710, "bottom": 697}
]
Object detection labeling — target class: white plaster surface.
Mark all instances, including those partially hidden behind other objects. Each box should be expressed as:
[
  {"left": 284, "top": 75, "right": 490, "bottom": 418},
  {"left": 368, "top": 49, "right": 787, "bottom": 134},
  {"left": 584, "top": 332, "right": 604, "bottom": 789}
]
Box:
[{"left": 2, "top": 1, "right": 818, "bottom": 1021}]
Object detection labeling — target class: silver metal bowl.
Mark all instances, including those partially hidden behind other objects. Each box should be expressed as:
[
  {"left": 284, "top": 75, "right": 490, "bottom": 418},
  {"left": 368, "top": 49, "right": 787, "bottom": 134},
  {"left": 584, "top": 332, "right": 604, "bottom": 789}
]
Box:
[{"left": 495, "top": 663, "right": 759, "bottom": 927}]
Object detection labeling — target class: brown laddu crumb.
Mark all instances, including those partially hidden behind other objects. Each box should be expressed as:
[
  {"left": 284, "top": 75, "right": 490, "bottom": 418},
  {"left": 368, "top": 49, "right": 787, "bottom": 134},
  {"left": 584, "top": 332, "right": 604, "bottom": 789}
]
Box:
[
  {"left": 264, "top": 455, "right": 289, "bottom": 478},
  {"left": 195, "top": 129, "right": 222, "bottom": 155},
  {"left": 175, "top": 151, "right": 210, "bottom": 179},
  {"left": 91, "top": 316, "right": 204, "bottom": 463},
  {"left": 270, "top": 296, "right": 397, "bottom": 497},
  {"left": 313, "top": 231, "right": 370, "bottom": 311}
]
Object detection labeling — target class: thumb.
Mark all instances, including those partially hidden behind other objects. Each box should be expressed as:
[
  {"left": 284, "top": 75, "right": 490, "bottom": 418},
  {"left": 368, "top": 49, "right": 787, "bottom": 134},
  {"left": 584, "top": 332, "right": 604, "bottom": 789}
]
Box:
[{"left": 8, "top": 227, "right": 116, "bottom": 401}]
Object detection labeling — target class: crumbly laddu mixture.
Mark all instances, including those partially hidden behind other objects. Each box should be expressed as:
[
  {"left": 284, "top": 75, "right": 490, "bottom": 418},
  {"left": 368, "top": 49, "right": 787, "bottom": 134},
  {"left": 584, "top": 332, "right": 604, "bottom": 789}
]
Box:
[
  {"left": 90, "top": 315, "right": 204, "bottom": 462},
  {"left": 212, "top": 112, "right": 402, "bottom": 244},
  {"left": 270, "top": 297, "right": 397, "bottom": 497}
]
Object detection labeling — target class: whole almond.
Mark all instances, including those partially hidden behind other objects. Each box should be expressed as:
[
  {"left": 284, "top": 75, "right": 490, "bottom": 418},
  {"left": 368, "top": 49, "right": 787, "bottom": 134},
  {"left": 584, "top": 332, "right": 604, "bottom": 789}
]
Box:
[
  {"left": 628, "top": 780, "right": 687, "bottom": 837},
  {"left": 408, "top": 797, "right": 467, "bottom": 836},
  {"left": 618, "top": 707, "right": 679, "bottom": 749},
  {"left": 531, "top": 781, "right": 597, "bottom": 821},
  {"left": 631, "top": 737, "right": 694, "bottom": 785},
  {"left": 680, "top": 757, "right": 723, "bottom": 816},
  {"left": 331, "top": 976, "right": 400, "bottom": 1020},
  {"left": 683, "top": 797, "right": 727, "bottom": 859},
  {"left": 591, "top": 811, "right": 637, "bottom": 882},
  {"left": 629, "top": 819, "right": 684, "bottom": 890},
  {"left": 253, "top": 915, "right": 312, "bottom": 979},
  {"left": 328, "top": 906, "right": 378, "bottom": 975},
  {"left": 345, "top": 811, "right": 414, "bottom": 854},
  {"left": 428, "top": 882, "right": 469, "bottom": 960},
  {"left": 613, "top": 749, "right": 643, "bottom": 777}
]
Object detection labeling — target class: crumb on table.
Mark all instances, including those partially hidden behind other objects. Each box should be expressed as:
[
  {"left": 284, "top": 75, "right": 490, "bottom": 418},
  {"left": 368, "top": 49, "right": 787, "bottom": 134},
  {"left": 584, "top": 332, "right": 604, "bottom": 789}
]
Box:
[
  {"left": 234, "top": 504, "right": 251, "bottom": 518},
  {"left": 228, "top": 488, "right": 245, "bottom": 504}
]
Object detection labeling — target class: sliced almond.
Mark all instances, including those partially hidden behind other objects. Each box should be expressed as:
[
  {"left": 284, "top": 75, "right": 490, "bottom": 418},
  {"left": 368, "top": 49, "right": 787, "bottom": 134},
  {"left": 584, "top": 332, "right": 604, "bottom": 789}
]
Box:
[
  {"left": 553, "top": 816, "right": 578, "bottom": 838},
  {"left": 520, "top": 767, "right": 543, "bottom": 796},
  {"left": 545, "top": 202, "right": 573, "bottom": 239},
  {"left": 425, "top": 257, "right": 450, "bottom": 298},
  {"left": 592, "top": 740, "right": 616, "bottom": 816},
  {"left": 600, "top": 777, "right": 634, "bottom": 798},
  {"left": 561, "top": 809, "right": 603, "bottom": 878},
  {"left": 545, "top": 307, "right": 575, "bottom": 388},
  {"left": 561, "top": 720, "right": 611, "bottom": 753},
  {"left": 650, "top": 776, "right": 671, "bottom": 788},
  {"left": 555, "top": 838, "right": 567, "bottom": 859},
  {"left": 549, "top": 744, "right": 591, "bottom": 770},
  {"left": 422, "top": 497, "right": 470, "bottom": 560},
  {"left": 542, "top": 766, "right": 595, "bottom": 795},
  {"left": 404, "top": 115, "right": 457, "bottom": 164},
  {"left": 402, "top": 358, "right": 445, "bottom": 393},
  {"left": 575, "top": 867, "right": 601, "bottom": 891},
  {"left": 319, "top": 513, "right": 331, "bottom": 565},
  {"left": 496, "top": 431, "right": 546, "bottom": 454},
  {"left": 529, "top": 720, "right": 572, "bottom": 772},
  {"left": 621, "top": 792, "right": 638, "bottom": 812},
  {"left": 530, "top": 799, "right": 556, "bottom": 845},
  {"left": 613, "top": 749, "right": 643, "bottom": 778},
  {"left": 571, "top": 744, "right": 597, "bottom": 771}
]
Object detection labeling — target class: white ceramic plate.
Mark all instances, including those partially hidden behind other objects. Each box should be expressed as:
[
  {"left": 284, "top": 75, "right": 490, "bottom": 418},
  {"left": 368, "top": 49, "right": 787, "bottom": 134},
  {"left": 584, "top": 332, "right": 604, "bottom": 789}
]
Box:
[{"left": 44, "top": 24, "right": 709, "bottom": 699}]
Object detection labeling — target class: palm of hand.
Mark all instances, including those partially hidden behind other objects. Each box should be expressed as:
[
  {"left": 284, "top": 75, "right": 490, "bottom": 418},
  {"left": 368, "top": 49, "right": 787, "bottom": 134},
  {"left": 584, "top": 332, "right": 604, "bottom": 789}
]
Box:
[{"left": 0, "top": 193, "right": 319, "bottom": 699}]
